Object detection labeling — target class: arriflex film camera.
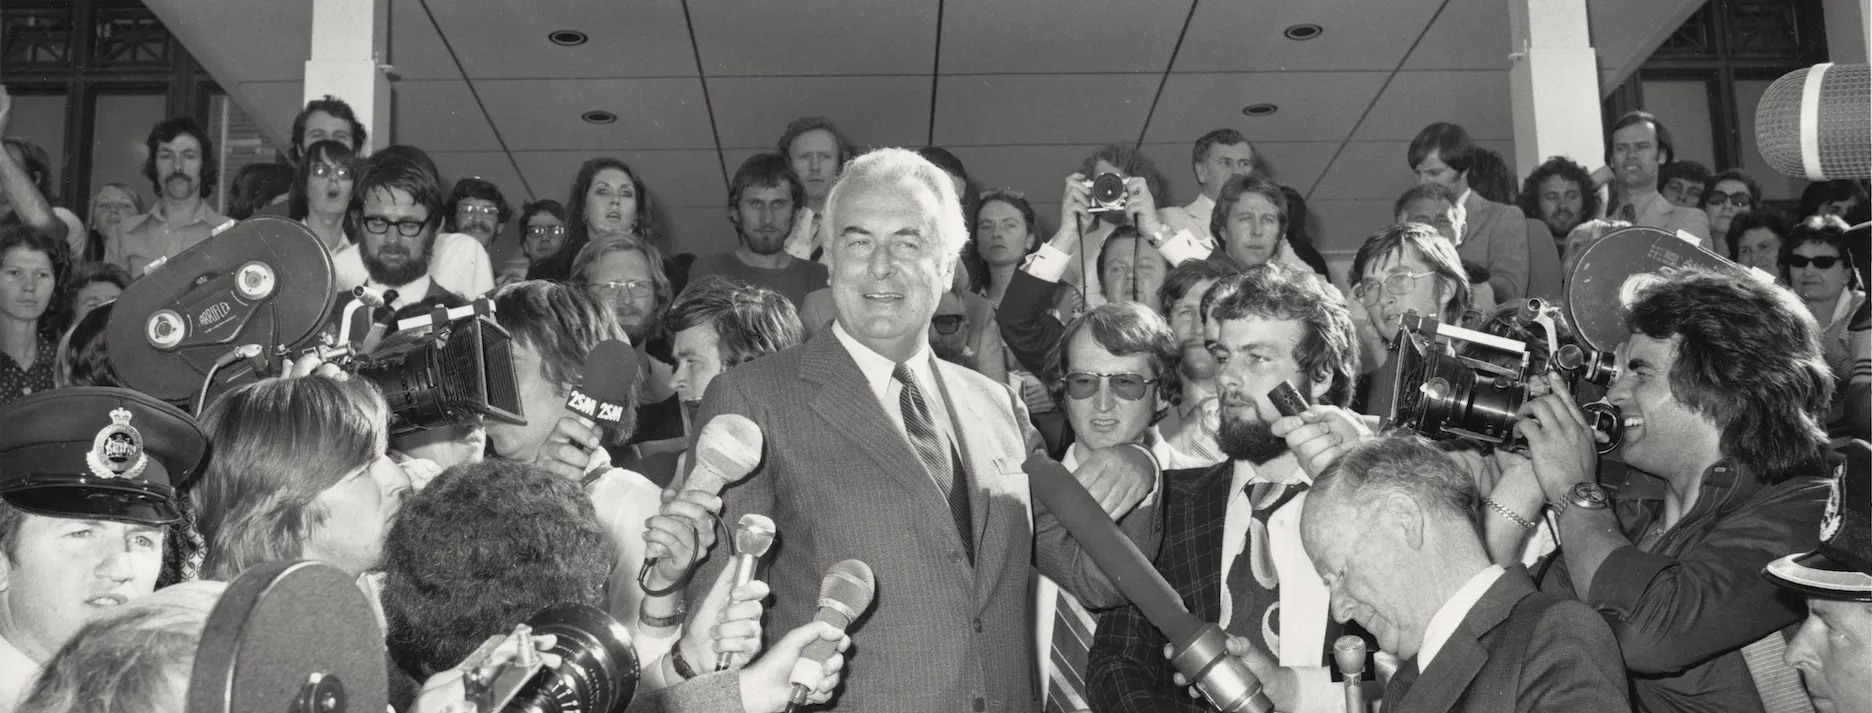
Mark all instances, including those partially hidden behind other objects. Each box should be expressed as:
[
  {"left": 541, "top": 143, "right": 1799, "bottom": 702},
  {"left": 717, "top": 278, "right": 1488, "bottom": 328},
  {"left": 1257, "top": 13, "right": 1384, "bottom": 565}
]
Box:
[
  {"left": 1086, "top": 172, "right": 1129, "bottom": 213},
  {"left": 1383, "top": 224, "right": 1745, "bottom": 454}
]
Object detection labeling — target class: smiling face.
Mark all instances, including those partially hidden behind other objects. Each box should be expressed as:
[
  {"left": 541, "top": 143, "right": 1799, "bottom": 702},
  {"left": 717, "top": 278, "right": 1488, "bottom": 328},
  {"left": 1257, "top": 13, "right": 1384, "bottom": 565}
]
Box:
[
  {"left": 1225, "top": 192, "right": 1284, "bottom": 267},
  {"left": 828, "top": 177, "right": 953, "bottom": 361},
  {"left": 0, "top": 514, "right": 163, "bottom": 662},
  {"left": 90, "top": 186, "right": 139, "bottom": 233},
  {"left": 1606, "top": 334, "right": 1721, "bottom": 479},
  {"left": 974, "top": 200, "right": 1032, "bottom": 268},
  {"left": 1791, "top": 241, "right": 1850, "bottom": 304},
  {"left": 1359, "top": 246, "right": 1451, "bottom": 340},
  {"left": 1785, "top": 598, "right": 1872, "bottom": 713},
  {"left": 584, "top": 168, "right": 638, "bottom": 236},
  {"left": 1063, "top": 328, "right": 1161, "bottom": 452},
  {"left": 302, "top": 454, "right": 409, "bottom": 578},
  {"left": 0, "top": 247, "right": 55, "bottom": 324},
  {"left": 789, "top": 130, "right": 842, "bottom": 203}
]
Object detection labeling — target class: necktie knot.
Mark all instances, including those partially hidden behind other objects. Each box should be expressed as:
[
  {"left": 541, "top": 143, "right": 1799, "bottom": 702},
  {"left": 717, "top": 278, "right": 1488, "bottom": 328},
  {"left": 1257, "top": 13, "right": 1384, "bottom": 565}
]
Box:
[{"left": 892, "top": 362, "right": 916, "bottom": 387}]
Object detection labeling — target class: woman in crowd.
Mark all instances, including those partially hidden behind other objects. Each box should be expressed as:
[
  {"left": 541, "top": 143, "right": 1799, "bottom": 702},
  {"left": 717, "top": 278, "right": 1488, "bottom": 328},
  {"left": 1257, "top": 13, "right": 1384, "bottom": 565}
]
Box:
[
  {"left": 1725, "top": 208, "right": 1792, "bottom": 280},
  {"left": 84, "top": 182, "right": 142, "bottom": 263},
  {"left": 290, "top": 139, "right": 357, "bottom": 254},
  {"left": 1699, "top": 169, "right": 1759, "bottom": 245},
  {"left": 1782, "top": 215, "right": 1866, "bottom": 424},
  {"left": 531, "top": 158, "right": 666, "bottom": 282},
  {"left": 0, "top": 224, "right": 69, "bottom": 406},
  {"left": 68, "top": 260, "right": 129, "bottom": 325}
]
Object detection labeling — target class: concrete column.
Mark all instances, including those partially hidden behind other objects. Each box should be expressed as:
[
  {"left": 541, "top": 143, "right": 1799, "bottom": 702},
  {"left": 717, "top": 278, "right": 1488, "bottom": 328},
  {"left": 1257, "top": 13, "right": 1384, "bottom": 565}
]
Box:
[
  {"left": 1822, "top": 0, "right": 1868, "bottom": 64},
  {"left": 1508, "top": 0, "right": 1606, "bottom": 176},
  {"left": 304, "top": 0, "right": 391, "bottom": 152}
]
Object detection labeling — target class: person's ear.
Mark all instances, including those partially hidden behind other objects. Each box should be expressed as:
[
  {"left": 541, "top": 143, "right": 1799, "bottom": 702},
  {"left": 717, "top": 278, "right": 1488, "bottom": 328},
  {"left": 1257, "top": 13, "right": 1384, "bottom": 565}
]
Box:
[{"left": 1382, "top": 492, "right": 1427, "bottom": 549}]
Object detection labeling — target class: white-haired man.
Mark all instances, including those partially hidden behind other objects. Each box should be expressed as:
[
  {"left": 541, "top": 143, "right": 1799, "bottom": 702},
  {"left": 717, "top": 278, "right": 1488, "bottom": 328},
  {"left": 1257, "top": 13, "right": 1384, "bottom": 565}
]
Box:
[{"left": 685, "top": 148, "right": 1159, "bottom": 712}]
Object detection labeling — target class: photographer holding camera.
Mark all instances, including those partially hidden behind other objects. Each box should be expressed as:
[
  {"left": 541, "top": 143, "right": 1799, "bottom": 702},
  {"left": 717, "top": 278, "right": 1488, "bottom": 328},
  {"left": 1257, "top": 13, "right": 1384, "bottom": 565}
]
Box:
[{"left": 1480, "top": 266, "right": 1833, "bottom": 713}]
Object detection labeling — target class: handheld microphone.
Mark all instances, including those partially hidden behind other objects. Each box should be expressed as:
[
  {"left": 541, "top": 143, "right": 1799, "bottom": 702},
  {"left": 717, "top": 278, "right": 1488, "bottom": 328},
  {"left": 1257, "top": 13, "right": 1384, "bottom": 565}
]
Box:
[
  {"left": 717, "top": 513, "right": 777, "bottom": 671},
  {"left": 1755, "top": 63, "right": 1870, "bottom": 180},
  {"left": 786, "top": 560, "right": 875, "bottom": 713},
  {"left": 1335, "top": 635, "right": 1368, "bottom": 713},
  {"left": 638, "top": 414, "right": 765, "bottom": 586},
  {"left": 1024, "top": 453, "right": 1273, "bottom": 713},
  {"left": 567, "top": 339, "right": 640, "bottom": 448}
]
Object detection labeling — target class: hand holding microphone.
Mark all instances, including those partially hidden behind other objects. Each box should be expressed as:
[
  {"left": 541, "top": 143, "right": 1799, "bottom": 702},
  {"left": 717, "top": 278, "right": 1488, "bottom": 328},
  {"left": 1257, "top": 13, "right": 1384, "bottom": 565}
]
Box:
[
  {"left": 718, "top": 514, "right": 777, "bottom": 671},
  {"left": 638, "top": 414, "right": 764, "bottom": 589},
  {"left": 535, "top": 339, "right": 640, "bottom": 482},
  {"left": 786, "top": 560, "right": 875, "bottom": 713}
]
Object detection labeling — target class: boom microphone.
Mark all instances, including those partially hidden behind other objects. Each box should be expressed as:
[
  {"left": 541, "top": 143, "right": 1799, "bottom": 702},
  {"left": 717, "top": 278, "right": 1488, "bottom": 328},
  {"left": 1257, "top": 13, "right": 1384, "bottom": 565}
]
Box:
[
  {"left": 1755, "top": 63, "right": 1870, "bottom": 180},
  {"left": 567, "top": 339, "right": 640, "bottom": 446},
  {"left": 638, "top": 414, "right": 765, "bottom": 584},
  {"left": 787, "top": 560, "right": 876, "bottom": 713},
  {"left": 719, "top": 513, "right": 778, "bottom": 671},
  {"left": 1024, "top": 453, "right": 1273, "bottom": 713}
]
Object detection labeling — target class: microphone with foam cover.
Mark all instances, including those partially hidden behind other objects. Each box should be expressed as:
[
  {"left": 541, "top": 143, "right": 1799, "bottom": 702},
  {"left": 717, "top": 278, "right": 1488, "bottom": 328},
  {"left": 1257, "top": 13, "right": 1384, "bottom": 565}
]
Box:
[
  {"left": 566, "top": 339, "right": 641, "bottom": 447},
  {"left": 1335, "top": 635, "right": 1368, "bottom": 713},
  {"left": 786, "top": 560, "right": 875, "bottom": 713},
  {"left": 1024, "top": 453, "right": 1273, "bottom": 713},
  {"left": 718, "top": 513, "right": 778, "bottom": 671},
  {"left": 1756, "top": 63, "right": 1871, "bottom": 181},
  {"left": 638, "top": 414, "right": 766, "bottom": 586}
]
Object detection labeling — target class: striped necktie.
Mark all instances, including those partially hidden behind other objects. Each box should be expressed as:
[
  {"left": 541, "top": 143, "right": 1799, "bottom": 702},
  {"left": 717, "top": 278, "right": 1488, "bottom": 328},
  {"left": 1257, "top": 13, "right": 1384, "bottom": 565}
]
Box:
[
  {"left": 1044, "top": 587, "right": 1095, "bottom": 713},
  {"left": 893, "top": 362, "right": 973, "bottom": 561}
]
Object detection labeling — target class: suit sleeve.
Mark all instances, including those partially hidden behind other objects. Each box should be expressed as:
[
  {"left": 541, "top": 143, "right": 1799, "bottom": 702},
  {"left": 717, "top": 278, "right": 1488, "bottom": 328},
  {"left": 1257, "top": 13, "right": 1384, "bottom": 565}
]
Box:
[
  {"left": 624, "top": 670, "right": 747, "bottom": 713},
  {"left": 681, "top": 374, "right": 778, "bottom": 622},
  {"left": 996, "top": 268, "right": 1068, "bottom": 376},
  {"left": 1523, "top": 217, "right": 1564, "bottom": 301},
  {"left": 1482, "top": 205, "right": 1530, "bottom": 301},
  {"left": 1087, "top": 601, "right": 1194, "bottom": 713},
  {"left": 1514, "top": 600, "right": 1634, "bottom": 713}
]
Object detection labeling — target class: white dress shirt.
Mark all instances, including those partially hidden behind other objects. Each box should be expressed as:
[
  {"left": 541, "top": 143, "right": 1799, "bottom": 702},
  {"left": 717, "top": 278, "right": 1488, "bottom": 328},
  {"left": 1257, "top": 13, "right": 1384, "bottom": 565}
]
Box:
[
  {"left": 582, "top": 448, "right": 680, "bottom": 665},
  {"left": 831, "top": 322, "right": 959, "bottom": 451},
  {"left": 332, "top": 232, "right": 493, "bottom": 300},
  {"left": 1417, "top": 565, "right": 1506, "bottom": 672},
  {"left": 1220, "top": 453, "right": 1340, "bottom": 713},
  {"left": 0, "top": 633, "right": 39, "bottom": 713},
  {"left": 1157, "top": 194, "right": 1219, "bottom": 241}
]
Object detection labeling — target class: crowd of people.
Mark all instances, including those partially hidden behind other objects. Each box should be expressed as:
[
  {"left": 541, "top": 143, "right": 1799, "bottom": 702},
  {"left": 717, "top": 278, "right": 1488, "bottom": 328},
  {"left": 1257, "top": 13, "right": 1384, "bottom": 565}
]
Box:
[{"left": 0, "top": 73, "right": 1867, "bottom": 713}]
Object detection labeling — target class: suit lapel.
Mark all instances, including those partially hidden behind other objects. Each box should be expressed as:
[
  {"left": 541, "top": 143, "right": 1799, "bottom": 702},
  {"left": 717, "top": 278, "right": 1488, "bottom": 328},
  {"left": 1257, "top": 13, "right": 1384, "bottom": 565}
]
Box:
[
  {"left": 799, "top": 334, "right": 973, "bottom": 567},
  {"left": 1394, "top": 570, "right": 1533, "bottom": 713},
  {"left": 931, "top": 358, "right": 999, "bottom": 587}
]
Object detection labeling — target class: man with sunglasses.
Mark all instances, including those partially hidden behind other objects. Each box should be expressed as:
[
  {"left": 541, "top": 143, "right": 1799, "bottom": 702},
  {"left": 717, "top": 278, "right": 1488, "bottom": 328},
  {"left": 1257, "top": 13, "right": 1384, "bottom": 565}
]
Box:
[
  {"left": 1037, "top": 302, "right": 1209, "bottom": 713},
  {"left": 1089, "top": 263, "right": 1370, "bottom": 713}
]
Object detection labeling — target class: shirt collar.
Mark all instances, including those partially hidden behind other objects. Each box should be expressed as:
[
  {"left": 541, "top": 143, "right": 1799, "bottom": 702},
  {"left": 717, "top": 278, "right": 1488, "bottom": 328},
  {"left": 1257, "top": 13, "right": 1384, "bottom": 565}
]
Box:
[
  {"left": 1418, "top": 565, "right": 1506, "bottom": 671},
  {"left": 831, "top": 319, "right": 934, "bottom": 394},
  {"left": 1177, "top": 380, "right": 1216, "bottom": 419},
  {"left": 1188, "top": 193, "right": 1216, "bottom": 219},
  {"left": 0, "top": 630, "right": 44, "bottom": 695},
  {"left": 367, "top": 274, "right": 434, "bottom": 308},
  {"left": 147, "top": 199, "right": 223, "bottom": 229},
  {"left": 1231, "top": 451, "right": 1305, "bottom": 491}
]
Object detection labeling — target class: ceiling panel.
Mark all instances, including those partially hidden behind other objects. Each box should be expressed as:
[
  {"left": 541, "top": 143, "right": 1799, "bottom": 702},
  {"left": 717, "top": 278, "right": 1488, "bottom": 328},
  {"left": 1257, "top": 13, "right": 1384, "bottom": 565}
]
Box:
[
  {"left": 1308, "top": 141, "right": 1417, "bottom": 201},
  {"left": 688, "top": 0, "right": 937, "bottom": 76},
  {"left": 1348, "top": 70, "right": 1513, "bottom": 142},
  {"left": 938, "top": 0, "right": 1190, "bottom": 74},
  {"left": 426, "top": 0, "right": 696, "bottom": 79},
  {"left": 947, "top": 144, "right": 1107, "bottom": 207},
  {"left": 933, "top": 75, "right": 1158, "bottom": 146},
  {"left": 510, "top": 150, "right": 728, "bottom": 210},
  {"left": 1175, "top": 0, "right": 1443, "bottom": 73},
  {"left": 426, "top": 150, "right": 532, "bottom": 202},
  {"left": 1306, "top": 199, "right": 1401, "bottom": 255},
  {"left": 1141, "top": 72, "right": 1390, "bottom": 146},
  {"left": 149, "top": 0, "right": 309, "bottom": 82},
  {"left": 708, "top": 76, "right": 932, "bottom": 150},
  {"left": 235, "top": 81, "right": 310, "bottom": 144},
  {"left": 385, "top": 0, "right": 461, "bottom": 81},
  {"left": 390, "top": 81, "right": 502, "bottom": 151},
  {"left": 476, "top": 78, "right": 715, "bottom": 151},
  {"left": 1400, "top": 0, "right": 1513, "bottom": 70}
]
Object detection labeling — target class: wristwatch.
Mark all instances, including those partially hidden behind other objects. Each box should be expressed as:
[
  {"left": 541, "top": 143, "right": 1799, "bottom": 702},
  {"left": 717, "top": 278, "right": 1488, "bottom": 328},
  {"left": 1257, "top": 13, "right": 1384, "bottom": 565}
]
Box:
[{"left": 1551, "top": 482, "right": 1610, "bottom": 515}]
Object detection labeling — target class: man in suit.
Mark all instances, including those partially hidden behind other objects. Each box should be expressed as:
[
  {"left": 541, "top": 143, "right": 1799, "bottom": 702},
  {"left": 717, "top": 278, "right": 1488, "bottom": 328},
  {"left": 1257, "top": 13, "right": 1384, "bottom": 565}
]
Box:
[
  {"left": 1406, "top": 122, "right": 1532, "bottom": 301},
  {"left": 684, "top": 148, "right": 1158, "bottom": 713},
  {"left": 1088, "top": 263, "right": 1369, "bottom": 713},
  {"left": 1299, "top": 435, "right": 1631, "bottom": 713}
]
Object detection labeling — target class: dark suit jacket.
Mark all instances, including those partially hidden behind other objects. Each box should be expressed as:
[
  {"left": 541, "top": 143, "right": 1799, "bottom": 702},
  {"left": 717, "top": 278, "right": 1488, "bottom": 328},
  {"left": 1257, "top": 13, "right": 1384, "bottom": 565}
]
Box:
[
  {"left": 995, "top": 268, "right": 1066, "bottom": 377},
  {"left": 1460, "top": 192, "right": 1532, "bottom": 302},
  {"left": 1389, "top": 567, "right": 1631, "bottom": 713},
  {"left": 686, "top": 330, "right": 1143, "bottom": 713}
]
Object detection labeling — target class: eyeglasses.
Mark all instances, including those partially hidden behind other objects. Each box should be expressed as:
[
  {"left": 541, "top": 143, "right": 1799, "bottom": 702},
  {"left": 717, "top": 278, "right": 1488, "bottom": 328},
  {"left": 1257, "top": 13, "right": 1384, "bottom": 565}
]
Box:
[
  {"left": 1705, "top": 190, "right": 1753, "bottom": 209},
  {"left": 1063, "top": 371, "right": 1157, "bottom": 401},
  {"left": 361, "top": 217, "right": 429, "bottom": 237},
  {"left": 589, "top": 280, "right": 655, "bottom": 299},
  {"left": 931, "top": 315, "right": 965, "bottom": 335},
  {"left": 1352, "top": 271, "right": 1437, "bottom": 305},
  {"left": 457, "top": 204, "right": 499, "bottom": 218},
  {"left": 1787, "top": 254, "right": 1842, "bottom": 269},
  {"left": 526, "top": 225, "right": 566, "bottom": 238},
  {"left": 311, "top": 163, "right": 353, "bottom": 180}
]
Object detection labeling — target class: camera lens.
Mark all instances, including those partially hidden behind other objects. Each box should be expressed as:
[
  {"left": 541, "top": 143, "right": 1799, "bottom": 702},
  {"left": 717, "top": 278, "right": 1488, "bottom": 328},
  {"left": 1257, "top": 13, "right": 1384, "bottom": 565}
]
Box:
[
  {"left": 503, "top": 603, "right": 638, "bottom": 713},
  {"left": 1091, "top": 173, "right": 1127, "bottom": 205}
]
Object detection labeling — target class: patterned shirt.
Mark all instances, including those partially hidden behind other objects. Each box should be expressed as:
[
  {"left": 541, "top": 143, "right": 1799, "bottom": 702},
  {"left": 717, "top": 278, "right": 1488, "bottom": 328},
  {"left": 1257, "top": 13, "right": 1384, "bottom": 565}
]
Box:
[{"left": 0, "top": 335, "right": 55, "bottom": 406}]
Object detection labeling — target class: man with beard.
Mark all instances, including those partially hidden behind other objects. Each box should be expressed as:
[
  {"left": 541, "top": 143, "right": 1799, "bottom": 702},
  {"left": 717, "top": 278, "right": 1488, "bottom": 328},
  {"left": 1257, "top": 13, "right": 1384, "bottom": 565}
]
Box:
[
  {"left": 1516, "top": 156, "right": 1598, "bottom": 245},
  {"left": 690, "top": 154, "right": 828, "bottom": 308},
  {"left": 1152, "top": 259, "right": 1238, "bottom": 465},
  {"left": 1089, "top": 263, "right": 1371, "bottom": 713},
  {"left": 109, "top": 118, "right": 232, "bottom": 277},
  {"left": 328, "top": 146, "right": 462, "bottom": 347}
]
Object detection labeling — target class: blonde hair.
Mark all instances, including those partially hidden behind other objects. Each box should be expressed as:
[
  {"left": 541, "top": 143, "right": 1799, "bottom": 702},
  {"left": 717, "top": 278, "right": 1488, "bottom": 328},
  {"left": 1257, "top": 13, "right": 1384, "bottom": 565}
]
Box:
[
  {"left": 194, "top": 377, "right": 389, "bottom": 580},
  {"left": 18, "top": 581, "right": 226, "bottom": 713}
]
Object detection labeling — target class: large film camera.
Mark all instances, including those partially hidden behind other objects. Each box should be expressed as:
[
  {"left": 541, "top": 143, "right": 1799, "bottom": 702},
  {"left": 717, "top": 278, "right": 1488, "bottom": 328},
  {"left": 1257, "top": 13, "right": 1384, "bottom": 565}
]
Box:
[
  {"left": 190, "top": 561, "right": 639, "bottom": 713},
  {"left": 107, "top": 217, "right": 524, "bottom": 432},
  {"left": 1384, "top": 225, "right": 1743, "bottom": 453}
]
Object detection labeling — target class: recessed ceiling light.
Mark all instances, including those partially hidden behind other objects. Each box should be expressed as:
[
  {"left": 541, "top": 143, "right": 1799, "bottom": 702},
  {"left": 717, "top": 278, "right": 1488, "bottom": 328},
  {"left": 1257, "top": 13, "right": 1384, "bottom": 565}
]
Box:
[
  {"left": 1283, "top": 24, "right": 1323, "bottom": 41},
  {"left": 581, "top": 110, "right": 617, "bottom": 124},
  {"left": 1242, "top": 103, "right": 1279, "bottom": 117},
  {"left": 549, "top": 30, "right": 588, "bottom": 46}
]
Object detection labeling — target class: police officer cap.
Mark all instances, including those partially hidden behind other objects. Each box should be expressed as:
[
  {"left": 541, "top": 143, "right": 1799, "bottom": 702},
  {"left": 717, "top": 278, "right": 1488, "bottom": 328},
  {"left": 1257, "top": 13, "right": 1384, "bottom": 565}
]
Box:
[{"left": 0, "top": 387, "right": 209, "bottom": 526}]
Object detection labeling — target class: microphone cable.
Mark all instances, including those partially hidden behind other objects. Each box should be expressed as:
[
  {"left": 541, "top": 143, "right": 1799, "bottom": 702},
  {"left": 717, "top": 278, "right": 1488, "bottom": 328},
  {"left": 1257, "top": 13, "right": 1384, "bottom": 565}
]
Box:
[{"left": 194, "top": 344, "right": 263, "bottom": 416}]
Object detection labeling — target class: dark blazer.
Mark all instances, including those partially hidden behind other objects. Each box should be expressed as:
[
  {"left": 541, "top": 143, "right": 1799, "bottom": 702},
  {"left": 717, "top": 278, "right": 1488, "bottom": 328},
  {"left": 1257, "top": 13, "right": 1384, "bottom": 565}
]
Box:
[
  {"left": 1460, "top": 192, "right": 1532, "bottom": 302},
  {"left": 995, "top": 268, "right": 1066, "bottom": 377},
  {"left": 686, "top": 330, "right": 1143, "bottom": 713},
  {"left": 1389, "top": 567, "right": 1631, "bottom": 713}
]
